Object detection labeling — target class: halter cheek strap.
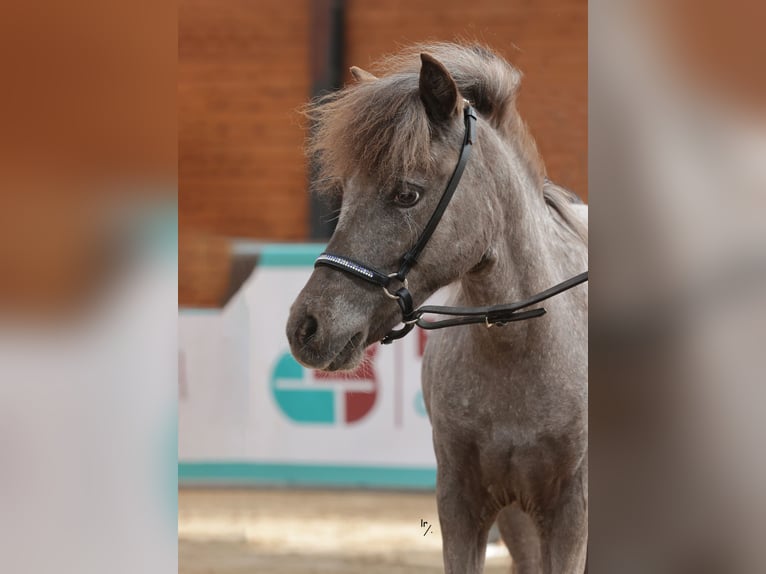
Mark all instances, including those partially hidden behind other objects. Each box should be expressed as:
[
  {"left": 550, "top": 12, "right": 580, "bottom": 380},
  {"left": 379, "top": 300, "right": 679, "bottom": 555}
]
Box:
[
  {"left": 313, "top": 103, "right": 588, "bottom": 344},
  {"left": 393, "top": 104, "right": 477, "bottom": 281}
]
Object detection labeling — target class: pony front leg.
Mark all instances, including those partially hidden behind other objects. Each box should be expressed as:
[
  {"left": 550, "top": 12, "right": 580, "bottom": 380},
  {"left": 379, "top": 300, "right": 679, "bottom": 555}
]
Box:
[
  {"left": 537, "top": 468, "right": 588, "bottom": 574},
  {"left": 436, "top": 466, "right": 495, "bottom": 574},
  {"left": 497, "top": 504, "right": 542, "bottom": 574}
]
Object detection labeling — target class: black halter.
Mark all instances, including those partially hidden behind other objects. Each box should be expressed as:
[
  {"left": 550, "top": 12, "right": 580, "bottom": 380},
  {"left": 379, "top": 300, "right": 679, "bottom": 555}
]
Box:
[{"left": 314, "top": 104, "right": 588, "bottom": 344}]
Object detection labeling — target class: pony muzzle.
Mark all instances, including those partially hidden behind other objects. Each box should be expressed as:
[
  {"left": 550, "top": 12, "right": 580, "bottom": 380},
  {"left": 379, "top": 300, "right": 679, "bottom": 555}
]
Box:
[{"left": 286, "top": 303, "right": 369, "bottom": 371}]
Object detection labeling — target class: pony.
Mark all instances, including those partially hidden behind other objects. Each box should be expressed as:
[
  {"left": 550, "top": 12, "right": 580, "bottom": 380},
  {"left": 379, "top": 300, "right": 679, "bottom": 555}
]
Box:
[{"left": 286, "top": 43, "right": 588, "bottom": 573}]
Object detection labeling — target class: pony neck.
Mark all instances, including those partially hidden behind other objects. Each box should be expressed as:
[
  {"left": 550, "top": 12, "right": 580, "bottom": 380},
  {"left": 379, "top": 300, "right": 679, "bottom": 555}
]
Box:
[{"left": 459, "top": 165, "right": 563, "bottom": 311}]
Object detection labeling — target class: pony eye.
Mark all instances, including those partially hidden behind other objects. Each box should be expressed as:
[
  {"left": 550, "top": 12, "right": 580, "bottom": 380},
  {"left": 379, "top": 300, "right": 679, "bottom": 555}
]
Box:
[{"left": 394, "top": 187, "right": 421, "bottom": 207}]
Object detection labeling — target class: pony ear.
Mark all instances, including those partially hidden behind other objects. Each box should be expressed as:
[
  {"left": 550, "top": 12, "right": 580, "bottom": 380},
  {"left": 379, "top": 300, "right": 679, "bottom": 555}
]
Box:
[
  {"left": 419, "top": 53, "right": 459, "bottom": 123},
  {"left": 350, "top": 66, "right": 377, "bottom": 82}
]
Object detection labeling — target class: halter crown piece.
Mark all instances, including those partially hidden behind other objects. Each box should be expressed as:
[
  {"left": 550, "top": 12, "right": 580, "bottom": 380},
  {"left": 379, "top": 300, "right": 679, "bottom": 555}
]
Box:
[{"left": 314, "top": 104, "right": 588, "bottom": 344}]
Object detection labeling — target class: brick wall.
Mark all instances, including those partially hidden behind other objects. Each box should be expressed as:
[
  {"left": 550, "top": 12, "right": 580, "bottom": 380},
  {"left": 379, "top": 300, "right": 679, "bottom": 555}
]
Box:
[{"left": 179, "top": 0, "right": 310, "bottom": 305}]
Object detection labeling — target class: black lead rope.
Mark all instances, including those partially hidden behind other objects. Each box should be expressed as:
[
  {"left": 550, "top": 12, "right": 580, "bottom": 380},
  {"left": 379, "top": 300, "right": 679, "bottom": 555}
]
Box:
[
  {"left": 313, "top": 104, "right": 588, "bottom": 344},
  {"left": 414, "top": 271, "right": 589, "bottom": 330}
]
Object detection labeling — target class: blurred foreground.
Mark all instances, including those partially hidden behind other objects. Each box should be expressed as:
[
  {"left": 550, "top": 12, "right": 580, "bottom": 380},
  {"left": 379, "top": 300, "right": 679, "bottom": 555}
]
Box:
[
  {"left": 179, "top": 488, "right": 511, "bottom": 574},
  {"left": 590, "top": 0, "right": 766, "bottom": 570}
]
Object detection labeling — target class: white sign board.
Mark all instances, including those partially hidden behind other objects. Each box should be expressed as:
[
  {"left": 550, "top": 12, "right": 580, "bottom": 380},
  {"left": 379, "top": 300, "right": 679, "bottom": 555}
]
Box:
[{"left": 179, "top": 244, "right": 446, "bottom": 488}]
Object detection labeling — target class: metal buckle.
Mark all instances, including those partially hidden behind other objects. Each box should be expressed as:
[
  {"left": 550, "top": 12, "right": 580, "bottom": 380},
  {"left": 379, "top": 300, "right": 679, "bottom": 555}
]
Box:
[{"left": 382, "top": 273, "right": 409, "bottom": 300}]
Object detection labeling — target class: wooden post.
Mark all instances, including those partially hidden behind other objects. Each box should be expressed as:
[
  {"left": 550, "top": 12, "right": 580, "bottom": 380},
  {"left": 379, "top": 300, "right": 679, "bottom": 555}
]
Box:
[{"left": 308, "top": 0, "right": 345, "bottom": 240}]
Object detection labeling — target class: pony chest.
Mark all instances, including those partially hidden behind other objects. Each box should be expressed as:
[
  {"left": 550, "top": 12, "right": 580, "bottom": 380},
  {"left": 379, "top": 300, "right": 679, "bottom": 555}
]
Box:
[{"left": 423, "top": 339, "right": 539, "bottom": 419}]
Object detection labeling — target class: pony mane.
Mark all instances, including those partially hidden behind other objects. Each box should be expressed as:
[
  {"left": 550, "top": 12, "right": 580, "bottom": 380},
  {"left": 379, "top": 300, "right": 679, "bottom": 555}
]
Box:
[
  {"left": 305, "top": 42, "right": 547, "bottom": 195},
  {"left": 376, "top": 43, "right": 521, "bottom": 137},
  {"left": 375, "top": 42, "right": 545, "bottom": 185},
  {"left": 543, "top": 180, "right": 589, "bottom": 245}
]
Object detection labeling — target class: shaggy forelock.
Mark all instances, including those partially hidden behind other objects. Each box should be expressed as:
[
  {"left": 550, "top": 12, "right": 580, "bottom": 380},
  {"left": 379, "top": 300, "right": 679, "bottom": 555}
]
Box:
[{"left": 306, "top": 73, "right": 432, "bottom": 195}]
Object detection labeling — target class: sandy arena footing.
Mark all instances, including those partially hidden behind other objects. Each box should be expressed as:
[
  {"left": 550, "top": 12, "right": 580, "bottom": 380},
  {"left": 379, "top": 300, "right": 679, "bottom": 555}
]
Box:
[{"left": 179, "top": 487, "right": 512, "bottom": 573}]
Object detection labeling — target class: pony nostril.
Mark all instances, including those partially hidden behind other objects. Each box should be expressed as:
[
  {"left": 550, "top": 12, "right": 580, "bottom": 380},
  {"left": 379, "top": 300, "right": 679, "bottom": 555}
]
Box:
[{"left": 297, "top": 314, "right": 319, "bottom": 345}]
